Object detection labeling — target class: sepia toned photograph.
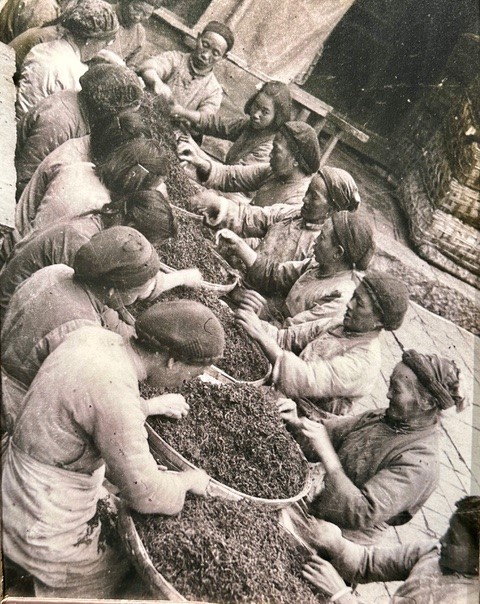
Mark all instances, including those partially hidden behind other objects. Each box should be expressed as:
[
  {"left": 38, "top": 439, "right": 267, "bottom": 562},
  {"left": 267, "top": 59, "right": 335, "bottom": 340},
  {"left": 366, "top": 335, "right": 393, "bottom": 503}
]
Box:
[{"left": 0, "top": 0, "right": 479, "bottom": 602}]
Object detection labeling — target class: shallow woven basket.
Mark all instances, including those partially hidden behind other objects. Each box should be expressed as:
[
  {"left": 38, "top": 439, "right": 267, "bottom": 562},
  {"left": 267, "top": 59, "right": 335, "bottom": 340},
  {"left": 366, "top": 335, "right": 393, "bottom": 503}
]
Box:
[
  {"left": 119, "top": 502, "right": 312, "bottom": 601},
  {"left": 207, "top": 361, "right": 272, "bottom": 387},
  {"left": 160, "top": 206, "right": 240, "bottom": 294},
  {"left": 146, "top": 424, "right": 312, "bottom": 510}
]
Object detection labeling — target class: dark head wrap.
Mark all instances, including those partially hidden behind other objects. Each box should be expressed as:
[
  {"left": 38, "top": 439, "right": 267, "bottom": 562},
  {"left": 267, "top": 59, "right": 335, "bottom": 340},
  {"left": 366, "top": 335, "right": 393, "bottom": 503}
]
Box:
[
  {"left": 319, "top": 166, "right": 361, "bottom": 212},
  {"left": 124, "top": 190, "right": 177, "bottom": 243},
  {"left": 80, "top": 64, "right": 143, "bottom": 117},
  {"left": 73, "top": 226, "right": 160, "bottom": 289},
  {"left": 136, "top": 300, "right": 225, "bottom": 363},
  {"left": 361, "top": 270, "right": 409, "bottom": 331},
  {"left": 61, "top": 0, "right": 119, "bottom": 40},
  {"left": 331, "top": 211, "right": 375, "bottom": 270},
  {"left": 279, "top": 121, "right": 321, "bottom": 175},
  {"left": 402, "top": 349, "right": 465, "bottom": 412},
  {"left": 244, "top": 81, "right": 292, "bottom": 130},
  {"left": 201, "top": 21, "right": 234, "bottom": 52}
]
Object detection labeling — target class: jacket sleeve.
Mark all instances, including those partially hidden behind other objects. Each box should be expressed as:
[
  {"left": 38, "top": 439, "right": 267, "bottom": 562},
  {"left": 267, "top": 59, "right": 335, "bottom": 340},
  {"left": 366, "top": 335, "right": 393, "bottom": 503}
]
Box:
[
  {"left": 139, "top": 50, "right": 178, "bottom": 81},
  {"left": 196, "top": 82, "right": 223, "bottom": 115},
  {"left": 311, "top": 446, "right": 439, "bottom": 530},
  {"left": 204, "top": 161, "right": 271, "bottom": 193},
  {"left": 271, "top": 343, "right": 378, "bottom": 400},
  {"left": 81, "top": 375, "right": 189, "bottom": 515},
  {"left": 275, "top": 317, "right": 342, "bottom": 353},
  {"left": 196, "top": 114, "right": 247, "bottom": 141},
  {"left": 246, "top": 256, "right": 311, "bottom": 295}
]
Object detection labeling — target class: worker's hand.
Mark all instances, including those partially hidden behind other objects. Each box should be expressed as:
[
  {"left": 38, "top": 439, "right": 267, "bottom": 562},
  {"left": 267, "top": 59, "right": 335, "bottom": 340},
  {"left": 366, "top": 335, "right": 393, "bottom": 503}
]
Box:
[
  {"left": 215, "top": 228, "right": 242, "bottom": 250},
  {"left": 300, "top": 418, "right": 331, "bottom": 458},
  {"left": 193, "top": 192, "right": 229, "bottom": 227},
  {"left": 236, "top": 288, "right": 267, "bottom": 314},
  {"left": 184, "top": 468, "right": 211, "bottom": 496},
  {"left": 276, "top": 398, "right": 301, "bottom": 427},
  {"left": 179, "top": 268, "right": 203, "bottom": 288},
  {"left": 177, "top": 140, "right": 210, "bottom": 173},
  {"left": 302, "top": 555, "right": 351, "bottom": 600},
  {"left": 235, "top": 308, "right": 265, "bottom": 342},
  {"left": 147, "top": 394, "right": 190, "bottom": 419},
  {"left": 153, "top": 80, "right": 172, "bottom": 101}
]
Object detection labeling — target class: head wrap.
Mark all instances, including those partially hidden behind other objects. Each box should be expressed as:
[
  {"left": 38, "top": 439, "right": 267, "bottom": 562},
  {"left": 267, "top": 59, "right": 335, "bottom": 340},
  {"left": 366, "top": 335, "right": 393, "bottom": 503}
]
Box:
[
  {"left": 402, "top": 349, "right": 465, "bottom": 412},
  {"left": 73, "top": 226, "right": 160, "bottom": 289},
  {"left": 279, "top": 122, "right": 321, "bottom": 175},
  {"left": 331, "top": 211, "right": 375, "bottom": 270},
  {"left": 125, "top": 190, "right": 177, "bottom": 243},
  {"left": 61, "top": 0, "right": 119, "bottom": 39},
  {"left": 201, "top": 21, "right": 234, "bottom": 52},
  {"left": 80, "top": 64, "right": 143, "bottom": 117},
  {"left": 361, "top": 270, "right": 409, "bottom": 331},
  {"left": 136, "top": 300, "right": 225, "bottom": 363},
  {"left": 244, "top": 81, "right": 292, "bottom": 129},
  {"left": 319, "top": 166, "right": 361, "bottom": 212}
]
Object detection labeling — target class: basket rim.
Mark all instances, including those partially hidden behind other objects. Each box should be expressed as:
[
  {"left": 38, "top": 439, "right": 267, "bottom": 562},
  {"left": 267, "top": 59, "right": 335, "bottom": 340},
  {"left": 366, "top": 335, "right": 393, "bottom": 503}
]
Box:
[{"left": 146, "top": 423, "right": 313, "bottom": 507}]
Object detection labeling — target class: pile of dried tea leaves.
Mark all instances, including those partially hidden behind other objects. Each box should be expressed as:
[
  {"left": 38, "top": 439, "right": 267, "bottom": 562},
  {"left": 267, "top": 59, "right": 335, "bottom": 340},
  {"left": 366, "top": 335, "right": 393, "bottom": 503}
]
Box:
[
  {"left": 144, "top": 380, "right": 308, "bottom": 499},
  {"left": 133, "top": 497, "right": 325, "bottom": 604}
]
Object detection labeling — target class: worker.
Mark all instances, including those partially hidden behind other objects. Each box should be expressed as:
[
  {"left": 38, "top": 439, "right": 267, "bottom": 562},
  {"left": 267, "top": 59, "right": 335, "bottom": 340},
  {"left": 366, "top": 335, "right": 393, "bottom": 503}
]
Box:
[
  {"left": 16, "top": 0, "right": 119, "bottom": 119},
  {"left": 277, "top": 348, "right": 465, "bottom": 545},
  {"left": 139, "top": 20, "right": 234, "bottom": 116},
  {"left": 2, "top": 299, "right": 225, "bottom": 597},
  {"left": 0, "top": 0, "right": 68, "bottom": 43}
]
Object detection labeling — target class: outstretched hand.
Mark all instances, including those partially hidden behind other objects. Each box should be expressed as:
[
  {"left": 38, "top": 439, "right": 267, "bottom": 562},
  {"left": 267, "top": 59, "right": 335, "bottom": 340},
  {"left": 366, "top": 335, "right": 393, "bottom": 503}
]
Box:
[
  {"left": 302, "top": 555, "right": 350, "bottom": 599},
  {"left": 147, "top": 394, "right": 190, "bottom": 419},
  {"left": 235, "top": 308, "right": 265, "bottom": 341},
  {"left": 276, "top": 397, "right": 301, "bottom": 427}
]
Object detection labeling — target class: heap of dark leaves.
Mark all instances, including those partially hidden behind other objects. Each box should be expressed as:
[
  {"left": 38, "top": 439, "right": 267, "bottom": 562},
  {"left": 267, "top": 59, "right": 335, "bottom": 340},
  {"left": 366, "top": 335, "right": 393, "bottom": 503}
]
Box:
[
  {"left": 139, "top": 93, "right": 198, "bottom": 209},
  {"left": 133, "top": 286, "right": 270, "bottom": 382},
  {"left": 142, "top": 379, "right": 308, "bottom": 500},
  {"left": 133, "top": 497, "right": 325, "bottom": 604},
  {"left": 157, "top": 210, "right": 235, "bottom": 285}
]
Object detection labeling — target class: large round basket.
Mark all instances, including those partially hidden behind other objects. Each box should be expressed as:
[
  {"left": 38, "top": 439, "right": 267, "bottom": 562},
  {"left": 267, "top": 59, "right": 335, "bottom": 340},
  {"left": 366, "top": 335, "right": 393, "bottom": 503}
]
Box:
[
  {"left": 147, "top": 424, "right": 312, "bottom": 510},
  {"left": 207, "top": 361, "right": 272, "bottom": 387}
]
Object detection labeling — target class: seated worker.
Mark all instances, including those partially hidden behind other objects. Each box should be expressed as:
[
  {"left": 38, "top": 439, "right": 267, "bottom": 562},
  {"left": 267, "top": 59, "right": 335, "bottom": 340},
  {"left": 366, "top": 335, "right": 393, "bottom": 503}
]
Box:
[
  {"left": 0, "top": 190, "right": 178, "bottom": 313},
  {"left": 2, "top": 300, "right": 225, "bottom": 598},
  {"left": 203, "top": 167, "right": 360, "bottom": 263},
  {"left": 139, "top": 20, "right": 234, "bottom": 116},
  {"left": 173, "top": 81, "right": 292, "bottom": 167},
  {"left": 179, "top": 120, "right": 321, "bottom": 208},
  {"left": 277, "top": 348, "right": 465, "bottom": 545},
  {"left": 227, "top": 212, "right": 375, "bottom": 351},
  {"left": 237, "top": 271, "right": 408, "bottom": 415},
  {"left": 15, "top": 63, "right": 144, "bottom": 197},
  {"left": 16, "top": 0, "right": 119, "bottom": 119},
  {"left": 301, "top": 496, "right": 479, "bottom": 604},
  {"left": 16, "top": 138, "right": 169, "bottom": 239},
  {"left": 0, "top": 226, "right": 204, "bottom": 428},
  {"left": 93, "top": 0, "right": 161, "bottom": 69}
]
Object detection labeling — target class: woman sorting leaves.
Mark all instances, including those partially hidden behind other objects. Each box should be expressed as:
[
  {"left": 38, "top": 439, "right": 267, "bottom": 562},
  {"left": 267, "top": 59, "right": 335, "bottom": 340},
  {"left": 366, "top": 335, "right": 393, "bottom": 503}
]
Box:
[
  {"left": 173, "top": 80, "right": 292, "bottom": 167},
  {"left": 2, "top": 301, "right": 225, "bottom": 598},
  {"left": 277, "top": 349, "right": 465, "bottom": 545}
]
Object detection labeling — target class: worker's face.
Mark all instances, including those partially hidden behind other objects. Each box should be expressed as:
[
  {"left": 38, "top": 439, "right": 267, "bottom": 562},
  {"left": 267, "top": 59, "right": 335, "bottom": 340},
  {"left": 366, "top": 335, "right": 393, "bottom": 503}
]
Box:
[
  {"left": 116, "top": 277, "right": 156, "bottom": 306},
  {"left": 312, "top": 219, "right": 340, "bottom": 272},
  {"left": 300, "top": 177, "right": 332, "bottom": 223},
  {"left": 269, "top": 133, "right": 297, "bottom": 178},
  {"left": 343, "top": 283, "right": 381, "bottom": 334},
  {"left": 385, "top": 362, "right": 419, "bottom": 421},
  {"left": 191, "top": 31, "right": 228, "bottom": 71},
  {"left": 439, "top": 511, "right": 479, "bottom": 575},
  {"left": 249, "top": 93, "right": 275, "bottom": 130},
  {"left": 123, "top": 1, "right": 155, "bottom": 26},
  {"left": 147, "top": 358, "right": 207, "bottom": 389}
]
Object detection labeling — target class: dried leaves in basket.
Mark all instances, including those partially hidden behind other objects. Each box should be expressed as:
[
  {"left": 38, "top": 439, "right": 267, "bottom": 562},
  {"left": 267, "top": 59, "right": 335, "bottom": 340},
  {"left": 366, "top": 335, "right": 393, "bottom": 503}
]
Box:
[
  {"left": 133, "top": 497, "right": 325, "bottom": 604},
  {"left": 157, "top": 210, "right": 235, "bottom": 285},
  {"left": 134, "top": 286, "right": 270, "bottom": 382},
  {"left": 143, "top": 380, "right": 308, "bottom": 500}
]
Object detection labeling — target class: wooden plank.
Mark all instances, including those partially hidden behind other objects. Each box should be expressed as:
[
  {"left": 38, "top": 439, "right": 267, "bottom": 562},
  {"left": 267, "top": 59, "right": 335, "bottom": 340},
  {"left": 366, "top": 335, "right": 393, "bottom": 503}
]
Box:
[
  {"left": 319, "top": 132, "right": 342, "bottom": 168},
  {"left": 296, "top": 107, "right": 311, "bottom": 122},
  {"left": 329, "top": 111, "right": 370, "bottom": 143}
]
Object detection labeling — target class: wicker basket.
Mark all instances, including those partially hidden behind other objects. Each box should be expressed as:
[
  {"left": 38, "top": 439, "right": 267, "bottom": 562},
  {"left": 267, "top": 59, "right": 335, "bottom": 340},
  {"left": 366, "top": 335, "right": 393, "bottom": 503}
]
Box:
[
  {"left": 438, "top": 178, "right": 480, "bottom": 227},
  {"left": 146, "top": 424, "right": 312, "bottom": 510},
  {"left": 118, "top": 503, "right": 187, "bottom": 602},
  {"left": 207, "top": 361, "right": 272, "bottom": 387}
]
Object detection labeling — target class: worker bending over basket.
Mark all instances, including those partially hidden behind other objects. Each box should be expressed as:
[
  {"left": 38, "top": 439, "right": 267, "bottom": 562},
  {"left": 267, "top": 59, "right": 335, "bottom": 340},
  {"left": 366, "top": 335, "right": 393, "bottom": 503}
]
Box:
[{"left": 2, "top": 299, "right": 225, "bottom": 598}]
